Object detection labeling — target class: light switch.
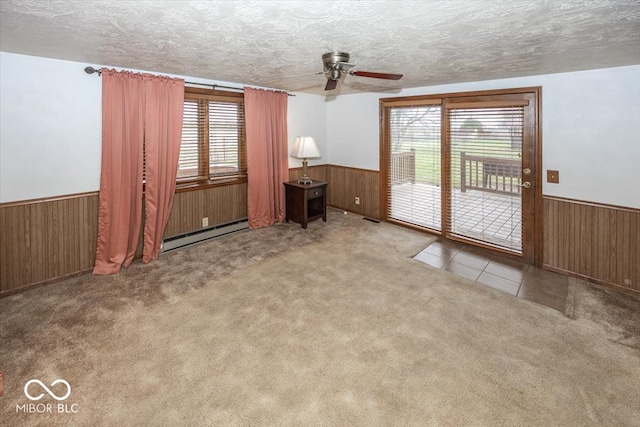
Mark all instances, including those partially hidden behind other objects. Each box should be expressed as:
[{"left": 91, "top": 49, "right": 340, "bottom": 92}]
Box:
[{"left": 547, "top": 170, "right": 559, "bottom": 184}]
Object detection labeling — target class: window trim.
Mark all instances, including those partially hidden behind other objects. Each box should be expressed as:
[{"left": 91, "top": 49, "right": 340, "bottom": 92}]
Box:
[{"left": 175, "top": 87, "right": 247, "bottom": 192}]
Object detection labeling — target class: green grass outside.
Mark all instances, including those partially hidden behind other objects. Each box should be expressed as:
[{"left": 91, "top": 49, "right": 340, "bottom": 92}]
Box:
[{"left": 394, "top": 137, "right": 520, "bottom": 188}]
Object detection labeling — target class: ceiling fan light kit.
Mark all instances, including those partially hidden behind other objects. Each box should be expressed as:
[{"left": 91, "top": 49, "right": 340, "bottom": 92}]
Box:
[{"left": 321, "top": 51, "right": 403, "bottom": 91}]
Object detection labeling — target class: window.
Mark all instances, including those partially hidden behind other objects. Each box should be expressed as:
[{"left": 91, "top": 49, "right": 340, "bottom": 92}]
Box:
[{"left": 177, "top": 87, "right": 246, "bottom": 187}]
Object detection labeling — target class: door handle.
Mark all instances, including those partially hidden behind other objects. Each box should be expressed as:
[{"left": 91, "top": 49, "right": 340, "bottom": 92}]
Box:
[{"left": 520, "top": 181, "right": 532, "bottom": 189}]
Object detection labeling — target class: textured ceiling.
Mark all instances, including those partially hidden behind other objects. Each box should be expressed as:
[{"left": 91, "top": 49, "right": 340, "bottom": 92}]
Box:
[{"left": 1, "top": 0, "right": 639, "bottom": 95}]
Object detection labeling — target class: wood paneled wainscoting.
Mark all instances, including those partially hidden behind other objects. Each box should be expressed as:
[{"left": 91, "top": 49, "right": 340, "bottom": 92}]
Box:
[
  {"left": 543, "top": 196, "right": 639, "bottom": 294},
  {"left": 4, "top": 172, "right": 637, "bottom": 297},
  {"left": 0, "top": 184, "right": 248, "bottom": 296},
  {"left": 327, "top": 165, "right": 380, "bottom": 219},
  {"left": 0, "top": 192, "right": 99, "bottom": 294},
  {"left": 289, "top": 165, "right": 381, "bottom": 220},
  {"left": 288, "top": 164, "right": 328, "bottom": 184},
  {"left": 165, "top": 183, "right": 248, "bottom": 238}
]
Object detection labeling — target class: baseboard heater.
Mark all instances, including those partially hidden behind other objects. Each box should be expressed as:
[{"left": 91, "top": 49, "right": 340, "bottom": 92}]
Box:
[{"left": 161, "top": 218, "right": 249, "bottom": 253}]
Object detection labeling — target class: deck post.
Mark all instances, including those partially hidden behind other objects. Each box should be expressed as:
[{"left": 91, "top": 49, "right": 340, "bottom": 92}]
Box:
[{"left": 460, "top": 151, "right": 467, "bottom": 192}]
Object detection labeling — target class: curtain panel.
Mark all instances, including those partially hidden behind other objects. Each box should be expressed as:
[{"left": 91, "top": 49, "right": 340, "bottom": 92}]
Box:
[
  {"left": 93, "top": 70, "right": 145, "bottom": 275},
  {"left": 244, "top": 87, "right": 289, "bottom": 229},
  {"left": 142, "top": 77, "right": 185, "bottom": 263},
  {"left": 93, "top": 69, "right": 184, "bottom": 275}
]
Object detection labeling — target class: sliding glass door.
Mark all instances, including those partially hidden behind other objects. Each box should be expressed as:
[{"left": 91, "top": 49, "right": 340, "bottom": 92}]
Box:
[{"left": 382, "top": 89, "right": 540, "bottom": 264}]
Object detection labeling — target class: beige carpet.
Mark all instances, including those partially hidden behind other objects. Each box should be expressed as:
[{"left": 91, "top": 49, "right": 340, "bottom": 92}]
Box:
[{"left": 1, "top": 208, "right": 639, "bottom": 426}]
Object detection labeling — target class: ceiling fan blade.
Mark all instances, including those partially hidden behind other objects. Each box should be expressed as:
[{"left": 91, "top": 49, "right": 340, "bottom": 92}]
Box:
[
  {"left": 351, "top": 71, "right": 403, "bottom": 80},
  {"left": 324, "top": 79, "right": 338, "bottom": 91}
]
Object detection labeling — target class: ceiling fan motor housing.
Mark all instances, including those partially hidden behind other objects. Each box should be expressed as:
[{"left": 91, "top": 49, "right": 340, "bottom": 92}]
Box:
[
  {"left": 323, "top": 51, "right": 351, "bottom": 80},
  {"left": 320, "top": 51, "right": 402, "bottom": 90}
]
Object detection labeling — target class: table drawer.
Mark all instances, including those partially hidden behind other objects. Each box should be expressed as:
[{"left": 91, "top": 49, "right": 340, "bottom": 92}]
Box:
[{"left": 307, "top": 187, "right": 324, "bottom": 200}]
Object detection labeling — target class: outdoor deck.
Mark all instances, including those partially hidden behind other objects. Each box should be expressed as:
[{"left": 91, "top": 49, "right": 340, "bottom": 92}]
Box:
[{"left": 390, "top": 182, "right": 522, "bottom": 251}]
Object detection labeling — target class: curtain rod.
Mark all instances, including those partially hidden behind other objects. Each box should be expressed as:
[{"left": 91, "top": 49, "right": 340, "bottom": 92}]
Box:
[{"left": 84, "top": 66, "right": 294, "bottom": 96}]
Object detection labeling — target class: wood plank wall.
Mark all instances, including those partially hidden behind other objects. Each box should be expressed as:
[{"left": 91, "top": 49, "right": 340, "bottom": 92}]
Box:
[
  {"left": 288, "top": 165, "right": 381, "bottom": 219},
  {"left": 327, "top": 165, "right": 380, "bottom": 219},
  {"left": 3, "top": 169, "right": 638, "bottom": 296},
  {"left": 0, "top": 193, "right": 99, "bottom": 293},
  {"left": 165, "top": 184, "right": 248, "bottom": 237},
  {"left": 0, "top": 184, "right": 248, "bottom": 295},
  {"left": 544, "top": 196, "right": 640, "bottom": 293},
  {"left": 288, "top": 164, "right": 328, "bottom": 184}
]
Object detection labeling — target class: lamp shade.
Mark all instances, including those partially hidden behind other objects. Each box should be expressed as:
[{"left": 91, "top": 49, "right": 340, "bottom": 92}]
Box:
[{"left": 290, "top": 136, "right": 321, "bottom": 159}]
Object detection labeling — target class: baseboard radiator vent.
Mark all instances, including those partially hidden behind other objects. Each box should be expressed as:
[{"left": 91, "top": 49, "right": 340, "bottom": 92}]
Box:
[{"left": 161, "top": 218, "right": 249, "bottom": 253}]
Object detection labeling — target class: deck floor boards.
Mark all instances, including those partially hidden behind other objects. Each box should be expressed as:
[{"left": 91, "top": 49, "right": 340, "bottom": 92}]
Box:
[{"left": 390, "top": 182, "right": 522, "bottom": 252}]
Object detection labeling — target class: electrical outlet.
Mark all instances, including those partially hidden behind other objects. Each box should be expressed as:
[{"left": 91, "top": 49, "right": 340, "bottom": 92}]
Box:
[
  {"left": 354, "top": 197, "right": 360, "bottom": 205},
  {"left": 202, "top": 217, "right": 209, "bottom": 227}
]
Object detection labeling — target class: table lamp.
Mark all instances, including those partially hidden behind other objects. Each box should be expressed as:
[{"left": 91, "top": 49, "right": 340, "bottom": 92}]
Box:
[{"left": 290, "top": 136, "right": 321, "bottom": 184}]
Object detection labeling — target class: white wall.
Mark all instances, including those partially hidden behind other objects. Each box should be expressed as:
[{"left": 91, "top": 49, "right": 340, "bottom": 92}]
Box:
[
  {"left": 287, "top": 92, "right": 327, "bottom": 169},
  {"left": 327, "top": 65, "right": 640, "bottom": 208},
  {"left": 2, "top": 52, "right": 638, "bottom": 207},
  {"left": 0, "top": 52, "right": 102, "bottom": 202},
  {"left": 326, "top": 92, "right": 382, "bottom": 169},
  {"left": 0, "top": 52, "right": 326, "bottom": 203}
]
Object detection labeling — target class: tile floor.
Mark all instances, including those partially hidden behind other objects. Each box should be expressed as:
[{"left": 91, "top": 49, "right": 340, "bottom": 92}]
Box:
[{"left": 414, "top": 239, "right": 569, "bottom": 312}]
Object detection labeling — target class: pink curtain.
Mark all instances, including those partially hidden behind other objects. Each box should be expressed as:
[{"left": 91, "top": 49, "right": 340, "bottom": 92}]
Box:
[
  {"left": 142, "top": 77, "right": 184, "bottom": 263},
  {"left": 94, "top": 70, "right": 184, "bottom": 274},
  {"left": 244, "top": 87, "right": 289, "bottom": 229},
  {"left": 93, "top": 70, "right": 145, "bottom": 275}
]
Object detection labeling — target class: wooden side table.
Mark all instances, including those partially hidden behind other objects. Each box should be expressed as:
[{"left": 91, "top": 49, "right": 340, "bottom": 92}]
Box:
[{"left": 284, "top": 181, "right": 328, "bottom": 229}]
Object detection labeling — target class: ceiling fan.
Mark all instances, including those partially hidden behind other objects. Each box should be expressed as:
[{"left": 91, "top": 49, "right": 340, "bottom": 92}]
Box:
[{"left": 322, "top": 52, "right": 403, "bottom": 91}]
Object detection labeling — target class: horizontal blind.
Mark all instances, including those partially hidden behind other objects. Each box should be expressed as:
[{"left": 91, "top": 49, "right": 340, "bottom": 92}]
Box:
[
  {"left": 178, "top": 99, "right": 203, "bottom": 180},
  {"left": 446, "top": 106, "right": 524, "bottom": 251},
  {"left": 387, "top": 104, "right": 442, "bottom": 230},
  {"left": 208, "top": 100, "right": 246, "bottom": 178},
  {"left": 178, "top": 88, "right": 246, "bottom": 185}
]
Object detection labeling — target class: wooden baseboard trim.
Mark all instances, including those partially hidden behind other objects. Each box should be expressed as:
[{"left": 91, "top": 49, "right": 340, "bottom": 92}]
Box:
[
  {"left": 328, "top": 205, "right": 383, "bottom": 221},
  {"left": 327, "top": 164, "right": 378, "bottom": 173},
  {"left": 0, "top": 191, "right": 99, "bottom": 208},
  {"left": 543, "top": 264, "right": 640, "bottom": 296},
  {"left": 0, "top": 268, "right": 93, "bottom": 299}
]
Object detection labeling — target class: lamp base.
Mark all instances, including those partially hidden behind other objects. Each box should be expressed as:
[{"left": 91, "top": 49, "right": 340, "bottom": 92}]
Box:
[{"left": 298, "top": 159, "right": 313, "bottom": 184}]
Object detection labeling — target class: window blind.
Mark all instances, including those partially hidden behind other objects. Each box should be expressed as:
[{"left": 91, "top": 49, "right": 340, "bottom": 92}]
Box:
[
  {"left": 178, "top": 99, "right": 204, "bottom": 180},
  {"left": 446, "top": 105, "right": 525, "bottom": 251},
  {"left": 386, "top": 104, "right": 442, "bottom": 230},
  {"left": 208, "top": 101, "right": 245, "bottom": 178},
  {"left": 177, "top": 88, "right": 246, "bottom": 186}
]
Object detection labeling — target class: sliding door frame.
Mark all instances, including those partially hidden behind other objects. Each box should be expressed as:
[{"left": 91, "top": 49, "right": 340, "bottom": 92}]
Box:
[{"left": 380, "top": 87, "right": 543, "bottom": 266}]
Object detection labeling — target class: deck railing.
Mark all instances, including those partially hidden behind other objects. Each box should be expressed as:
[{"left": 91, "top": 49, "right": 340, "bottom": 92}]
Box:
[
  {"left": 460, "top": 152, "right": 522, "bottom": 195},
  {"left": 391, "top": 149, "right": 416, "bottom": 184}
]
